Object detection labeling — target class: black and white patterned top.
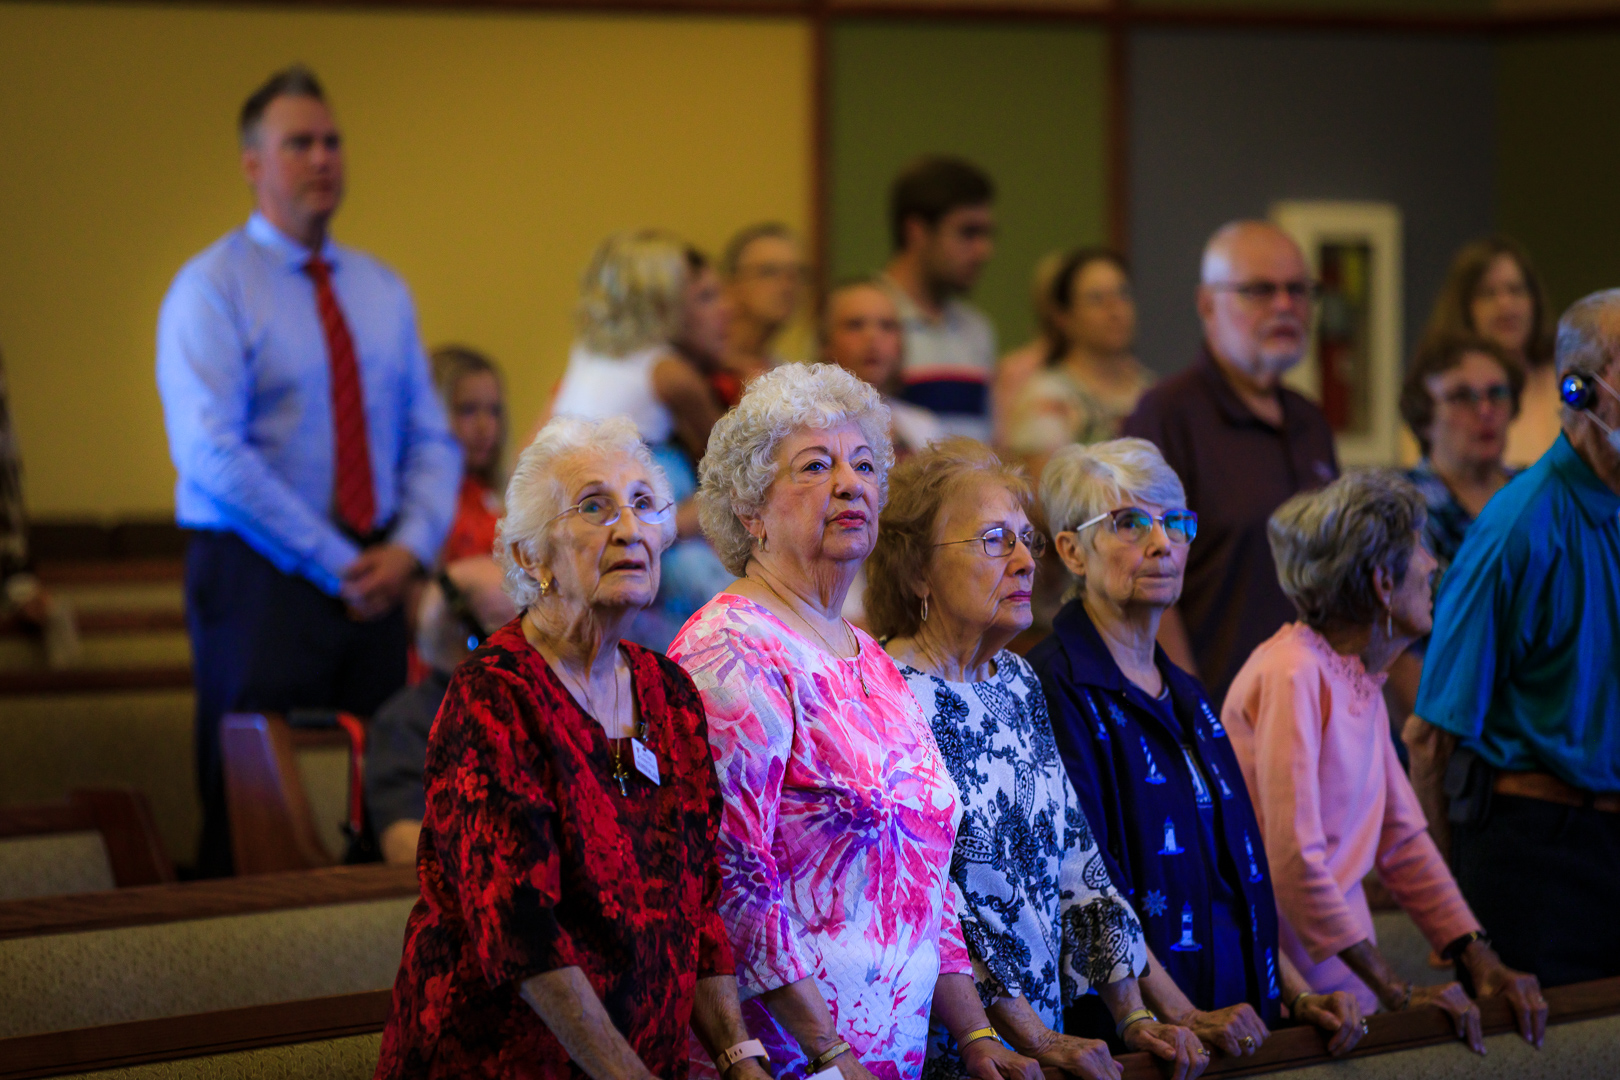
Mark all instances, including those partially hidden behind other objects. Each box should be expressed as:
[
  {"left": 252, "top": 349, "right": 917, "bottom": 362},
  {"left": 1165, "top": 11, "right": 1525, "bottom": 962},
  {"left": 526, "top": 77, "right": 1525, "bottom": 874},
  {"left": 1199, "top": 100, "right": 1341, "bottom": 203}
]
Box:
[{"left": 901, "top": 650, "right": 1147, "bottom": 1069}]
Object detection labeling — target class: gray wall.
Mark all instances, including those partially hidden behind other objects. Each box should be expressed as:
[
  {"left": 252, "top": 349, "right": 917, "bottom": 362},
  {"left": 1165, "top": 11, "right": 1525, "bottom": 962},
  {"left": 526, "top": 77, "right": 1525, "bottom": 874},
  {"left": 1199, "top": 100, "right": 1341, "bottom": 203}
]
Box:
[{"left": 1128, "top": 28, "right": 1496, "bottom": 375}]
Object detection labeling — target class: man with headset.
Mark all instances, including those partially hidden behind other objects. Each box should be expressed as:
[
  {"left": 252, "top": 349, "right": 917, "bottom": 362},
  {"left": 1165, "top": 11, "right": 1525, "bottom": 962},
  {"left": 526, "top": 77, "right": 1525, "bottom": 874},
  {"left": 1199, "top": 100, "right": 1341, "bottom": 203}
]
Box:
[
  {"left": 364, "top": 557, "right": 515, "bottom": 866},
  {"left": 1406, "top": 288, "right": 1620, "bottom": 994}
]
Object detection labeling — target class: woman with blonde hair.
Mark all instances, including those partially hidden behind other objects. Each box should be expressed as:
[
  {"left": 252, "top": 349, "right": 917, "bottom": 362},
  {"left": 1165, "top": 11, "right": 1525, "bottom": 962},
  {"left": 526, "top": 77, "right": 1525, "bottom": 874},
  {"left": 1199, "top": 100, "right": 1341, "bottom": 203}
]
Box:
[{"left": 547, "top": 230, "right": 732, "bottom": 650}]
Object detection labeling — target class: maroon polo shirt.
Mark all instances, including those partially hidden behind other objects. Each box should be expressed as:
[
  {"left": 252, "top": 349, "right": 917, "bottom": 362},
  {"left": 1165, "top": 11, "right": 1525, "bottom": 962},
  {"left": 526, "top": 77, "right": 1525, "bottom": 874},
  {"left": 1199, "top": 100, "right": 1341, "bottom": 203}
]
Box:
[{"left": 1122, "top": 345, "right": 1338, "bottom": 707}]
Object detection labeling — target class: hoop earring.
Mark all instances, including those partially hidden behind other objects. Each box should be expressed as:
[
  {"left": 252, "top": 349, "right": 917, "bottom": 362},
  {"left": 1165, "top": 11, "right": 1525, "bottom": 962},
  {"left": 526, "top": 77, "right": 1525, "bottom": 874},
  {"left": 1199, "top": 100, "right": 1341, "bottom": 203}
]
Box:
[
  {"left": 755, "top": 531, "right": 767, "bottom": 553},
  {"left": 1385, "top": 606, "right": 1393, "bottom": 638},
  {"left": 920, "top": 595, "right": 929, "bottom": 623}
]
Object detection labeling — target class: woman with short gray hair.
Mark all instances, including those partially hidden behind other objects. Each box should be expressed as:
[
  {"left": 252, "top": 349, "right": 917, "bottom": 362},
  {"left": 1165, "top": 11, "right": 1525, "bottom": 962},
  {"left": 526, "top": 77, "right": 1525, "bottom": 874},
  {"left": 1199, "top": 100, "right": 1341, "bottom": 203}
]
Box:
[
  {"left": 1028, "top": 439, "right": 1365, "bottom": 1061},
  {"left": 669, "top": 364, "right": 1039, "bottom": 1079},
  {"left": 1222, "top": 470, "right": 1546, "bottom": 1055},
  {"left": 379, "top": 415, "right": 772, "bottom": 1080}
]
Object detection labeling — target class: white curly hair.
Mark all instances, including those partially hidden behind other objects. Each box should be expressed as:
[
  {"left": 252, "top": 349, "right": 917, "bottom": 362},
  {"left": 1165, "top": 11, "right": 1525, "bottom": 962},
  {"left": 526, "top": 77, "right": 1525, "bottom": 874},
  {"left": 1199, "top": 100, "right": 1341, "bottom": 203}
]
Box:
[
  {"left": 496, "top": 415, "right": 676, "bottom": 610},
  {"left": 697, "top": 363, "right": 894, "bottom": 576}
]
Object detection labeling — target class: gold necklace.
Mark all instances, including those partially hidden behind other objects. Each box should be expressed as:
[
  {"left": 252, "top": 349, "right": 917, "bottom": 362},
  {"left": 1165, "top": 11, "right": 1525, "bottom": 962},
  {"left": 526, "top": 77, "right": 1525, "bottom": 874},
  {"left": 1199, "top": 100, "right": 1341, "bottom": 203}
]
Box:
[{"left": 753, "top": 570, "right": 868, "bottom": 696}]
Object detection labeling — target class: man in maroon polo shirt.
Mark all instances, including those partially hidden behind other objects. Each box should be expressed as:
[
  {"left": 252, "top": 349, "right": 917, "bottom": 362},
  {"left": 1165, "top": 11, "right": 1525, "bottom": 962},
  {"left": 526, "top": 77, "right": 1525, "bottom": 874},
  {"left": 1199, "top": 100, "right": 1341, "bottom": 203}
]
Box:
[{"left": 1123, "top": 221, "right": 1338, "bottom": 706}]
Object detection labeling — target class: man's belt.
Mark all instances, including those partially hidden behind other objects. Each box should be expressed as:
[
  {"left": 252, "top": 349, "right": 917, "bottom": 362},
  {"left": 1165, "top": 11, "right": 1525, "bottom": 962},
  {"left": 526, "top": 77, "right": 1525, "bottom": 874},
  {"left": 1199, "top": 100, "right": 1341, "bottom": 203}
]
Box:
[{"left": 1492, "top": 770, "right": 1620, "bottom": 813}]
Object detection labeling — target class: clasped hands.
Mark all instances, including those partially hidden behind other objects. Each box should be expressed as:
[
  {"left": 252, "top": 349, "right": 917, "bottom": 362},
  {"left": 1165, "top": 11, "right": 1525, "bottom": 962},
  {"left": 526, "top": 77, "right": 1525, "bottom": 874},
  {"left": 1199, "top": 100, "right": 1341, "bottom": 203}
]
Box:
[{"left": 341, "top": 542, "right": 419, "bottom": 620}]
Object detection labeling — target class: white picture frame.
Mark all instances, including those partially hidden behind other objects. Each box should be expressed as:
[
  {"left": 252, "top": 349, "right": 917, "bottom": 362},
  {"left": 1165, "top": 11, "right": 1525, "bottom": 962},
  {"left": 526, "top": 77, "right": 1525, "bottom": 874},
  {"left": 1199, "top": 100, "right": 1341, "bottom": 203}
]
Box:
[{"left": 1269, "top": 200, "right": 1404, "bottom": 466}]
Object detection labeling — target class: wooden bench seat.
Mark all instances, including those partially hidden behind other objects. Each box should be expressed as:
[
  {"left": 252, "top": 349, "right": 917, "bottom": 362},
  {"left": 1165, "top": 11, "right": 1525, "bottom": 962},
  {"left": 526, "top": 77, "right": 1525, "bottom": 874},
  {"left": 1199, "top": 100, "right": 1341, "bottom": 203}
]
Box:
[
  {"left": 0, "top": 865, "right": 417, "bottom": 1039},
  {"left": 0, "top": 789, "right": 173, "bottom": 901},
  {"left": 1, "top": 972, "right": 1616, "bottom": 1080},
  {"left": 0, "top": 990, "right": 387, "bottom": 1080},
  {"left": 0, "top": 689, "right": 197, "bottom": 865}
]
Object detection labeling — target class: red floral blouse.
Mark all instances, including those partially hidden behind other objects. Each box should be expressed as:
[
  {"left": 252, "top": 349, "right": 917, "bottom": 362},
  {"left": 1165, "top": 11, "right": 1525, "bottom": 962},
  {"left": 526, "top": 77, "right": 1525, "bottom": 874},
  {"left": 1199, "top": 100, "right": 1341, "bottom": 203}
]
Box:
[{"left": 374, "top": 620, "right": 735, "bottom": 1079}]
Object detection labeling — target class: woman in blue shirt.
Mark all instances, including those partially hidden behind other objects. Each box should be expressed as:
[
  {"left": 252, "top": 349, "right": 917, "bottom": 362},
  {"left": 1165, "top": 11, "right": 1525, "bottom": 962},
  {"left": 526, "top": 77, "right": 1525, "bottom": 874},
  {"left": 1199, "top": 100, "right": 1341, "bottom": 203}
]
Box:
[{"left": 1028, "top": 439, "right": 1362, "bottom": 1055}]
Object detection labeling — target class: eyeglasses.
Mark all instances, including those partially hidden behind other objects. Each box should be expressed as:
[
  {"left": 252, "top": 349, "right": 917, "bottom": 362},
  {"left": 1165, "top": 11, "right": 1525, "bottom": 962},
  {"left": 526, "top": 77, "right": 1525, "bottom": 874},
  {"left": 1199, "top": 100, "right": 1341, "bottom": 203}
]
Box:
[
  {"left": 1438, "top": 385, "right": 1513, "bottom": 410},
  {"left": 547, "top": 494, "right": 674, "bottom": 529},
  {"left": 935, "top": 526, "right": 1048, "bottom": 559},
  {"left": 1074, "top": 507, "right": 1198, "bottom": 545},
  {"left": 1207, "top": 280, "right": 1322, "bottom": 305}
]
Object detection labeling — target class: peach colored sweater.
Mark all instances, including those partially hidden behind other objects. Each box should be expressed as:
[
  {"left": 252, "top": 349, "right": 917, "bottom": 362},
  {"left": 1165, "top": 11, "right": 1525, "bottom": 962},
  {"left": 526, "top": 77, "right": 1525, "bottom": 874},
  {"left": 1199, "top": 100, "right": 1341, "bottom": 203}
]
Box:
[{"left": 1224, "top": 623, "right": 1479, "bottom": 1013}]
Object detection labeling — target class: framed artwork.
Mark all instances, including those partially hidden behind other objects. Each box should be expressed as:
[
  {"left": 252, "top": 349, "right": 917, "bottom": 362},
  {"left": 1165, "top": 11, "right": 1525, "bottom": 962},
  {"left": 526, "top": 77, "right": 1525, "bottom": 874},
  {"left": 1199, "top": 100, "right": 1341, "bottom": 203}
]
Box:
[{"left": 1269, "top": 200, "right": 1403, "bottom": 466}]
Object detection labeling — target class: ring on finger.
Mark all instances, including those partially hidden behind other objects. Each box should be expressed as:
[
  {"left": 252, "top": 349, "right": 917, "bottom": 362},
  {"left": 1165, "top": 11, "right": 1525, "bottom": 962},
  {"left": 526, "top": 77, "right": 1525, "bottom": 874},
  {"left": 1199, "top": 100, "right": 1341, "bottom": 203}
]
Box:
[{"left": 1240, "top": 1035, "right": 1255, "bottom": 1049}]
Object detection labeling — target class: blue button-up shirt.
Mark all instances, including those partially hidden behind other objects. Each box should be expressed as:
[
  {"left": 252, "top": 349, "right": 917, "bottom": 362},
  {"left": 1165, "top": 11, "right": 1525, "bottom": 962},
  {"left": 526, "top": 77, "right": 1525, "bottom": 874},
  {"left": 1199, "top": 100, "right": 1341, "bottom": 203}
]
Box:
[
  {"left": 1416, "top": 433, "right": 1620, "bottom": 791},
  {"left": 157, "top": 214, "right": 460, "bottom": 595},
  {"left": 1029, "top": 601, "right": 1283, "bottom": 1027}
]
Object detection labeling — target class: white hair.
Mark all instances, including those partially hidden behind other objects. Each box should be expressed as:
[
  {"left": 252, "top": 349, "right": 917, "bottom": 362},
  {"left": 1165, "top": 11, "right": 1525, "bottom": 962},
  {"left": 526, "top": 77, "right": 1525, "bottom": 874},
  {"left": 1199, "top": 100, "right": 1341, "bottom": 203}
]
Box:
[
  {"left": 1556, "top": 287, "right": 1620, "bottom": 380},
  {"left": 697, "top": 363, "right": 894, "bottom": 576},
  {"left": 1040, "top": 438, "right": 1187, "bottom": 600},
  {"left": 495, "top": 415, "right": 676, "bottom": 610}
]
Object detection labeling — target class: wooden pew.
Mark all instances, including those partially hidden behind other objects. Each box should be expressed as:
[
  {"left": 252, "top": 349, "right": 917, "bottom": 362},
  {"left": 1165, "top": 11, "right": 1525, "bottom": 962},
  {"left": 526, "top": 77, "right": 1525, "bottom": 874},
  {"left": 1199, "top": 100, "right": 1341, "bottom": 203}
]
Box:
[
  {"left": 222, "top": 712, "right": 365, "bottom": 875},
  {"left": 2, "top": 973, "right": 1617, "bottom": 1080},
  {"left": 0, "top": 991, "right": 387, "bottom": 1080},
  {"left": 0, "top": 685, "right": 197, "bottom": 865},
  {"left": 0, "top": 788, "right": 174, "bottom": 901},
  {"left": 0, "top": 864, "right": 417, "bottom": 1039}
]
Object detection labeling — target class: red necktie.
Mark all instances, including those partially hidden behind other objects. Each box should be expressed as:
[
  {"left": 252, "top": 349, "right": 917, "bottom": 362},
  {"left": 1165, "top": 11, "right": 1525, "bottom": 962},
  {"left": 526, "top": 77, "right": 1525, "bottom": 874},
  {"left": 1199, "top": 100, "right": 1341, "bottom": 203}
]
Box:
[{"left": 305, "top": 257, "right": 376, "bottom": 537}]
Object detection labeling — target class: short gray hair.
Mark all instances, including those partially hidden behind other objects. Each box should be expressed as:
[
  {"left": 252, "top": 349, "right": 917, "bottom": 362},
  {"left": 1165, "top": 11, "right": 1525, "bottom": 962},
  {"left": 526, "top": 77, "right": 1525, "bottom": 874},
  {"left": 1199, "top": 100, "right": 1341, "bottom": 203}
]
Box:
[
  {"left": 1040, "top": 438, "right": 1187, "bottom": 601},
  {"left": 1268, "top": 470, "right": 1426, "bottom": 631},
  {"left": 496, "top": 415, "right": 676, "bottom": 610},
  {"left": 697, "top": 363, "right": 894, "bottom": 576},
  {"left": 1556, "top": 288, "right": 1620, "bottom": 383}
]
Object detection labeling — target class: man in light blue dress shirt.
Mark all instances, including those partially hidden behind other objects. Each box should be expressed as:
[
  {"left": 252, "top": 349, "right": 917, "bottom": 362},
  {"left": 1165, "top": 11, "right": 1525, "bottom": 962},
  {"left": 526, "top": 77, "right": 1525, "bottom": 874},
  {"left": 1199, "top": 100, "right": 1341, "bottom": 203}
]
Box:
[{"left": 156, "top": 66, "right": 459, "bottom": 874}]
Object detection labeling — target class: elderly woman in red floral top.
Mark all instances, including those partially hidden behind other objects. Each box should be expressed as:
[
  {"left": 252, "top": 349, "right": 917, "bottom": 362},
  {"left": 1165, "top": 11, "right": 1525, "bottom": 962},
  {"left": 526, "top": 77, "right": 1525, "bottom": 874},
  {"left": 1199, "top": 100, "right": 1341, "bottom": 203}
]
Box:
[{"left": 375, "top": 415, "right": 769, "bottom": 1080}]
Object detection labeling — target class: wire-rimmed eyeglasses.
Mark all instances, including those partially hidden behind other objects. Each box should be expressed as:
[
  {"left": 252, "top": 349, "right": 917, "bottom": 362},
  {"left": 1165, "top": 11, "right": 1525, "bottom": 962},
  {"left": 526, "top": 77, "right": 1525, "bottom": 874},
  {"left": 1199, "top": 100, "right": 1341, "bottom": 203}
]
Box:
[
  {"left": 934, "top": 526, "right": 1047, "bottom": 559},
  {"left": 1074, "top": 507, "right": 1198, "bottom": 545},
  {"left": 546, "top": 494, "right": 674, "bottom": 529}
]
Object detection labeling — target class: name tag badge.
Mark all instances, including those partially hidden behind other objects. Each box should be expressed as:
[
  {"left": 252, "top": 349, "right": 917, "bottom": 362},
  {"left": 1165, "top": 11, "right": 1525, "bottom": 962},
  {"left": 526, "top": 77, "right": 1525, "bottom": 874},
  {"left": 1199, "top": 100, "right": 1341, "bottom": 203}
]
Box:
[{"left": 630, "top": 737, "right": 660, "bottom": 786}]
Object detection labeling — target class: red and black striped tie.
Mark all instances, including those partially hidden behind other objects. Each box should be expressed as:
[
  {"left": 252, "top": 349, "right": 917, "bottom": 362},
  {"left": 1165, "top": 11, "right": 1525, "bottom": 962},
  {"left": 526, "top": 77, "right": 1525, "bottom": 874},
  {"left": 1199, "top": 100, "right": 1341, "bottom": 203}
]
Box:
[{"left": 305, "top": 257, "right": 376, "bottom": 537}]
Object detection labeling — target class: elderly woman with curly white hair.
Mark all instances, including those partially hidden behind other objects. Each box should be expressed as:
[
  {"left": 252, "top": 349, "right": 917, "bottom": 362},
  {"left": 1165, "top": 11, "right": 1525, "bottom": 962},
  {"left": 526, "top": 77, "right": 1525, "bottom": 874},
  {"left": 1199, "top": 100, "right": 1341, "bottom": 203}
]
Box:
[
  {"left": 377, "top": 415, "right": 769, "bottom": 1080},
  {"left": 1222, "top": 471, "right": 1545, "bottom": 1056},
  {"left": 668, "top": 364, "right": 1040, "bottom": 1080}
]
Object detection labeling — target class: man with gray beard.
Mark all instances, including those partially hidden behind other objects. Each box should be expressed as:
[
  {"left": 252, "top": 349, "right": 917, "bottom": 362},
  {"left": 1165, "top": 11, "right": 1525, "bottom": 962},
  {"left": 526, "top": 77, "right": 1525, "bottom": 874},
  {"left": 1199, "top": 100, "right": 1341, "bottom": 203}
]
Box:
[{"left": 1124, "top": 222, "right": 1338, "bottom": 707}]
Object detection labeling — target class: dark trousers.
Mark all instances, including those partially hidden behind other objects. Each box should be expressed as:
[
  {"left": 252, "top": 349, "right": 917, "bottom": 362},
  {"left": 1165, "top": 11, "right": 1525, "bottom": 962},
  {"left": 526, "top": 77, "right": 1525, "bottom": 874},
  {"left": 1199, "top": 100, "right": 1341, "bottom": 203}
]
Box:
[
  {"left": 1452, "top": 792, "right": 1620, "bottom": 987},
  {"left": 185, "top": 530, "right": 406, "bottom": 877}
]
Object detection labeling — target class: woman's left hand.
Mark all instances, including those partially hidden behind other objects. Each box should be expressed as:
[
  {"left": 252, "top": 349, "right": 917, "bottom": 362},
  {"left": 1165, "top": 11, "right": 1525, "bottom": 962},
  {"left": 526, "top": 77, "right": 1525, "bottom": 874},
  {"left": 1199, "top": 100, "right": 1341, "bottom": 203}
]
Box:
[
  {"left": 1469, "top": 953, "right": 1548, "bottom": 1049},
  {"left": 1294, "top": 991, "right": 1365, "bottom": 1056},
  {"left": 1184, "top": 1003, "right": 1269, "bottom": 1057},
  {"left": 959, "top": 1036, "right": 1044, "bottom": 1080},
  {"left": 1024, "top": 1030, "right": 1122, "bottom": 1080}
]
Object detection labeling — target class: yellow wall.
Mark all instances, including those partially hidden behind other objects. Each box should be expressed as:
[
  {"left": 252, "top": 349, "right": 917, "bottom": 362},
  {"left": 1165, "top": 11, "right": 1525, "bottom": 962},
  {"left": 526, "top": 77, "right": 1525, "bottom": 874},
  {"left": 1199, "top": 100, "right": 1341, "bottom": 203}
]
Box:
[{"left": 0, "top": 2, "right": 810, "bottom": 517}]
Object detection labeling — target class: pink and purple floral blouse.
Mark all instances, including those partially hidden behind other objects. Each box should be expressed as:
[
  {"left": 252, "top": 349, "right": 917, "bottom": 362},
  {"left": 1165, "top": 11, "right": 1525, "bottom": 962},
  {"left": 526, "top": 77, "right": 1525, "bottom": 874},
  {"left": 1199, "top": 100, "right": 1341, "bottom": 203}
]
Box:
[{"left": 669, "top": 592, "right": 971, "bottom": 1079}]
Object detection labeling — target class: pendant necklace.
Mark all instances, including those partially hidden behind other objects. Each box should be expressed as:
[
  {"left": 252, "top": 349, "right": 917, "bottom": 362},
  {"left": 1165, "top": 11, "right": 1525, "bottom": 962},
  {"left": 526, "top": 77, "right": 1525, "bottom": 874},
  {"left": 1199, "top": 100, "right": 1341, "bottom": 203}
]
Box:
[
  {"left": 754, "top": 570, "right": 868, "bottom": 697},
  {"left": 574, "top": 649, "right": 631, "bottom": 797}
]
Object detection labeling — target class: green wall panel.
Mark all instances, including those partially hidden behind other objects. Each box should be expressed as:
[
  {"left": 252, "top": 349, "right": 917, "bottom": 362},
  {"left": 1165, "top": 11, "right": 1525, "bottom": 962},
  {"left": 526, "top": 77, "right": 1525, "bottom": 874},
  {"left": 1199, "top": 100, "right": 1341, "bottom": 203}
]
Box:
[
  {"left": 1498, "top": 33, "right": 1620, "bottom": 315},
  {"left": 829, "top": 20, "right": 1107, "bottom": 347}
]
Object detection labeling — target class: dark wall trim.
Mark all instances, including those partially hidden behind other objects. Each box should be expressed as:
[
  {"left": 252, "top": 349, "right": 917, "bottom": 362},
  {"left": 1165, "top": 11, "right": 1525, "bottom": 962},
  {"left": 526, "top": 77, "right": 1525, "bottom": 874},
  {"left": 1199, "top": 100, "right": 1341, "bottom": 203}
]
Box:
[{"left": 0, "top": 863, "right": 417, "bottom": 941}]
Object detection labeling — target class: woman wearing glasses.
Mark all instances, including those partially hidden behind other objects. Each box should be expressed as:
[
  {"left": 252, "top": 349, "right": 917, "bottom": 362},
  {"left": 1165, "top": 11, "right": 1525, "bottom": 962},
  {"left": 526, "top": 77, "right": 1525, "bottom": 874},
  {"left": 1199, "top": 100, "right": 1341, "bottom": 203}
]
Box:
[
  {"left": 1223, "top": 472, "right": 1545, "bottom": 1054},
  {"left": 669, "top": 366, "right": 1038, "bottom": 1080},
  {"left": 867, "top": 439, "right": 1210, "bottom": 1080},
  {"left": 377, "top": 416, "right": 769, "bottom": 1080},
  {"left": 1026, "top": 439, "right": 1364, "bottom": 1062},
  {"left": 1383, "top": 333, "right": 1527, "bottom": 731}
]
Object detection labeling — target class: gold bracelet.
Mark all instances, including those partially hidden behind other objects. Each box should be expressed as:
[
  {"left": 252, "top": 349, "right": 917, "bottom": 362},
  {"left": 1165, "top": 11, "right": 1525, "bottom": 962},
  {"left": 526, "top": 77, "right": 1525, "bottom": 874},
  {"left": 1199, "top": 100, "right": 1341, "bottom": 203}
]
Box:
[
  {"left": 807, "top": 1039, "right": 852, "bottom": 1072},
  {"left": 958, "top": 1025, "right": 999, "bottom": 1049},
  {"left": 1115, "top": 1007, "right": 1157, "bottom": 1038}
]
